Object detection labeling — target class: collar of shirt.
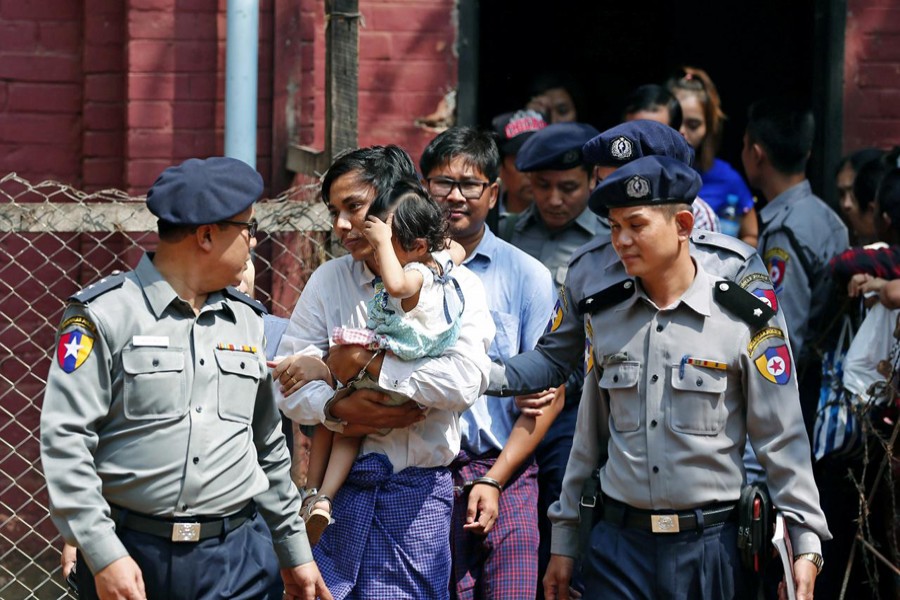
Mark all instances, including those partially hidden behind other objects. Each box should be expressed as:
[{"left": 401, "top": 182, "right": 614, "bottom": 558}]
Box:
[
  {"left": 759, "top": 179, "right": 812, "bottom": 227},
  {"left": 350, "top": 257, "right": 379, "bottom": 289},
  {"left": 134, "top": 253, "right": 234, "bottom": 321},
  {"left": 618, "top": 260, "right": 713, "bottom": 318},
  {"left": 518, "top": 204, "right": 604, "bottom": 237},
  {"left": 463, "top": 225, "right": 500, "bottom": 269}
]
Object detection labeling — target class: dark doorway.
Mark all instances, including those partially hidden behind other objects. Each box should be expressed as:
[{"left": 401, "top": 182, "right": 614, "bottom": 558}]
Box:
[{"left": 463, "top": 0, "right": 841, "bottom": 202}]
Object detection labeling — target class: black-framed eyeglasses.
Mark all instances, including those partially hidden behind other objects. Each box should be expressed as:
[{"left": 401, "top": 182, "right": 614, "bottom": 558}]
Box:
[
  {"left": 426, "top": 177, "right": 490, "bottom": 200},
  {"left": 219, "top": 217, "right": 259, "bottom": 237}
]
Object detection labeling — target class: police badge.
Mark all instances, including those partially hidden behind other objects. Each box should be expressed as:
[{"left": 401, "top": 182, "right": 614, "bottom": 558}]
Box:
[
  {"left": 561, "top": 149, "right": 580, "bottom": 166},
  {"left": 610, "top": 136, "right": 633, "bottom": 160},
  {"left": 625, "top": 175, "right": 651, "bottom": 199}
]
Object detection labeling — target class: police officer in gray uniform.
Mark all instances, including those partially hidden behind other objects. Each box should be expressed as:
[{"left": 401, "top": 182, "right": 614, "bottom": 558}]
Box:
[
  {"left": 503, "top": 122, "right": 605, "bottom": 593},
  {"left": 40, "top": 157, "right": 331, "bottom": 600},
  {"left": 543, "top": 155, "right": 829, "bottom": 600},
  {"left": 743, "top": 98, "right": 849, "bottom": 437},
  {"left": 490, "top": 120, "right": 788, "bottom": 403},
  {"left": 744, "top": 98, "right": 848, "bottom": 362},
  {"left": 505, "top": 121, "right": 606, "bottom": 286}
]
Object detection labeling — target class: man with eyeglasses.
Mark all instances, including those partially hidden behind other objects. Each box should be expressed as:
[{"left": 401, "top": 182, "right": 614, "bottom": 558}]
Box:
[
  {"left": 420, "top": 127, "right": 560, "bottom": 599},
  {"left": 40, "top": 157, "right": 331, "bottom": 600}
]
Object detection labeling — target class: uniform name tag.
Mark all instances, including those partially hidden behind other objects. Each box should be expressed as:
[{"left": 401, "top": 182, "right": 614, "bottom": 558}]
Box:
[{"left": 132, "top": 336, "right": 169, "bottom": 347}]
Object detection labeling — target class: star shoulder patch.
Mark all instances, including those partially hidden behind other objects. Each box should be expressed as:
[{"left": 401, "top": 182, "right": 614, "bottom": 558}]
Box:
[{"left": 56, "top": 315, "right": 97, "bottom": 373}]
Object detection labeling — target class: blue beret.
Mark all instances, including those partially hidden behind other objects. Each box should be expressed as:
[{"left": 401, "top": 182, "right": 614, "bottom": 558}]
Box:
[
  {"left": 588, "top": 155, "right": 702, "bottom": 217},
  {"left": 515, "top": 122, "right": 600, "bottom": 172},
  {"left": 146, "top": 157, "right": 263, "bottom": 226},
  {"left": 582, "top": 120, "right": 695, "bottom": 168}
]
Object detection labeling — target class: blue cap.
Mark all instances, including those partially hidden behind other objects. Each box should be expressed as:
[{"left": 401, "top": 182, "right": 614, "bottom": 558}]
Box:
[
  {"left": 582, "top": 120, "right": 695, "bottom": 168},
  {"left": 515, "top": 122, "right": 600, "bottom": 172},
  {"left": 146, "top": 157, "right": 263, "bottom": 226},
  {"left": 588, "top": 155, "right": 701, "bottom": 217}
]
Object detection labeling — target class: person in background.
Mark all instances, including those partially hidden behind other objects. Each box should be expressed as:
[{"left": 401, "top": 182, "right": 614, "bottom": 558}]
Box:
[
  {"left": 668, "top": 66, "right": 758, "bottom": 245},
  {"left": 620, "top": 86, "right": 720, "bottom": 233},
  {"left": 835, "top": 148, "right": 886, "bottom": 246},
  {"left": 491, "top": 108, "right": 549, "bottom": 235},
  {"left": 420, "top": 126, "right": 563, "bottom": 599},
  {"left": 745, "top": 97, "right": 849, "bottom": 439},
  {"left": 832, "top": 167, "right": 900, "bottom": 287},
  {"left": 41, "top": 157, "right": 330, "bottom": 600},
  {"left": 622, "top": 83, "right": 683, "bottom": 130},
  {"left": 526, "top": 73, "right": 584, "bottom": 124}
]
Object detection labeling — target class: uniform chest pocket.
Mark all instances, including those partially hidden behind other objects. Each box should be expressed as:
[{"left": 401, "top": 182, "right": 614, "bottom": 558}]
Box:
[
  {"left": 668, "top": 363, "right": 728, "bottom": 435},
  {"left": 599, "top": 361, "right": 641, "bottom": 432},
  {"left": 215, "top": 348, "right": 261, "bottom": 424},
  {"left": 122, "top": 348, "right": 187, "bottom": 420}
]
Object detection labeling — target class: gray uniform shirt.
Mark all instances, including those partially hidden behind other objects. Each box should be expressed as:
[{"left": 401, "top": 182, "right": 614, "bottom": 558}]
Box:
[
  {"left": 758, "top": 180, "right": 849, "bottom": 359},
  {"left": 490, "top": 229, "right": 790, "bottom": 396},
  {"left": 548, "top": 262, "right": 830, "bottom": 558},
  {"left": 40, "top": 254, "right": 311, "bottom": 574},
  {"left": 507, "top": 204, "right": 609, "bottom": 287}
]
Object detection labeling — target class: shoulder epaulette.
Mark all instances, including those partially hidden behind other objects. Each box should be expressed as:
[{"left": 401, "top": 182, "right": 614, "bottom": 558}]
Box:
[
  {"left": 68, "top": 272, "right": 126, "bottom": 304},
  {"left": 569, "top": 232, "right": 613, "bottom": 266},
  {"left": 713, "top": 280, "right": 776, "bottom": 329},
  {"left": 577, "top": 279, "right": 635, "bottom": 314},
  {"left": 224, "top": 286, "right": 268, "bottom": 315},
  {"left": 692, "top": 230, "right": 756, "bottom": 259}
]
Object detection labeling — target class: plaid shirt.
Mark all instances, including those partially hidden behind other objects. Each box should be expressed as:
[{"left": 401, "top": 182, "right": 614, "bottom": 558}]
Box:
[{"left": 829, "top": 244, "right": 900, "bottom": 282}]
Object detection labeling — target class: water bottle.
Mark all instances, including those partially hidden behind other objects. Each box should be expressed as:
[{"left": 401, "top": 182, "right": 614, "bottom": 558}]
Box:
[{"left": 719, "top": 194, "right": 741, "bottom": 238}]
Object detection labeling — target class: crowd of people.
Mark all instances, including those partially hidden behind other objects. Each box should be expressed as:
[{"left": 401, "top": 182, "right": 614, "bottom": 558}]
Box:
[{"left": 39, "top": 66, "right": 899, "bottom": 600}]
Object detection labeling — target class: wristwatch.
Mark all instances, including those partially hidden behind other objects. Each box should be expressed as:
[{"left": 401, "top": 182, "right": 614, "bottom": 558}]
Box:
[{"left": 794, "top": 552, "right": 824, "bottom": 575}]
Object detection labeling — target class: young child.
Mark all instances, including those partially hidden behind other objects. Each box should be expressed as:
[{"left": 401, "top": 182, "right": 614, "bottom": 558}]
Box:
[{"left": 301, "top": 180, "right": 466, "bottom": 545}]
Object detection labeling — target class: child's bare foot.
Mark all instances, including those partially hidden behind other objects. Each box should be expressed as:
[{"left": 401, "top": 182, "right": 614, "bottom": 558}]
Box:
[{"left": 300, "top": 491, "right": 334, "bottom": 546}]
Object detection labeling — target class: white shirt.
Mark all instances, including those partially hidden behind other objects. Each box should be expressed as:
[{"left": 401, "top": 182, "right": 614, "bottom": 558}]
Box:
[{"left": 275, "top": 254, "right": 494, "bottom": 472}]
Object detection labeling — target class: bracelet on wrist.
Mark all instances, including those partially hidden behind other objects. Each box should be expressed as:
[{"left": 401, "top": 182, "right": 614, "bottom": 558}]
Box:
[{"left": 794, "top": 552, "right": 824, "bottom": 575}]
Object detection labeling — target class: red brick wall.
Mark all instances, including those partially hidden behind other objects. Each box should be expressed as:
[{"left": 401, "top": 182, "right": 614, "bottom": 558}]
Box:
[
  {"left": 123, "top": 0, "right": 275, "bottom": 194},
  {"left": 0, "top": 0, "right": 83, "bottom": 186},
  {"left": 83, "top": 0, "right": 126, "bottom": 191},
  {"left": 843, "top": 0, "right": 900, "bottom": 153},
  {"left": 0, "top": 0, "right": 277, "bottom": 194},
  {"left": 294, "top": 0, "right": 458, "bottom": 170},
  {"left": 0, "top": 0, "right": 455, "bottom": 193}
]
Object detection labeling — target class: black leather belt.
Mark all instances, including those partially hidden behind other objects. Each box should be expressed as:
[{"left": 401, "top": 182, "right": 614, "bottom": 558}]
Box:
[
  {"left": 110, "top": 502, "right": 255, "bottom": 543},
  {"left": 602, "top": 497, "right": 737, "bottom": 534}
]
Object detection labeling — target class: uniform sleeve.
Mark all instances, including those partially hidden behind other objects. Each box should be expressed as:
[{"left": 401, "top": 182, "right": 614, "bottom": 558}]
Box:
[
  {"left": 490, "top": 278, "right": 584, "bottom": 395},
  {"left": 378, "top": 267, "right": 494, "bottom": 411},
  {"left": 548, "top": 366, "right": 608, "bottom": 558},
  {"left": 39, "top": 305, "right": 129, "bottom": 575},
  {"left": 760, "top": 230, "right": 811, "bottom": 356},
  {"left": 251, "top": 369, "right": 314, "bottom": 568},
  {"left": 274, "top": 271, "right": 334, "bottom": 426},
  {"left": 741, "top": 326, "right": 831, "bottom": 555}
]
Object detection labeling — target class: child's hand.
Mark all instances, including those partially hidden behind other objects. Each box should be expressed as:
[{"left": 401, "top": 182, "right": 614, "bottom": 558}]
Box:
[{"left": 362, "top": 214, "right": 393, "bottom": 247}]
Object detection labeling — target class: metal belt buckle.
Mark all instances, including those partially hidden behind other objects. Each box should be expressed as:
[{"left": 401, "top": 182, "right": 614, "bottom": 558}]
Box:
[
  {"left": 651, "top": 514, "right": 680, "bottom": 533},
  {"left": 171, "top": 522, "right": 201, "bottom": 542}
]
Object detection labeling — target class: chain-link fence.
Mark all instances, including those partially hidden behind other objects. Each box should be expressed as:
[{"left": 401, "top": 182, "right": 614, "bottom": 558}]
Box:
[{"left": 0, "top": 173, "right": 338, "bottom": 599}]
